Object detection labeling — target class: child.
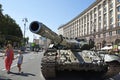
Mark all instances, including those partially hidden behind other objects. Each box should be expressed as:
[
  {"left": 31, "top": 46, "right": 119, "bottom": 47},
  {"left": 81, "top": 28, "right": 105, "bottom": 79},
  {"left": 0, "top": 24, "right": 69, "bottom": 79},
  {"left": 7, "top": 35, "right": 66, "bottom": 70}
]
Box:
[{"left": 16, "top": 50, "right": 23, "bottom": 73}]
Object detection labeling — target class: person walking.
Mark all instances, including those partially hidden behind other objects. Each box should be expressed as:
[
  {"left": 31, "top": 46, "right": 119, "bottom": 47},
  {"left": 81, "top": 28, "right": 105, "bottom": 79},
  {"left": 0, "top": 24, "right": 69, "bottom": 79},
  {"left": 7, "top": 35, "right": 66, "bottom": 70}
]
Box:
[
  {"left": 4, "top": 44, "right": 14, "bottom": 74},
  {"left": 15, "top": 50, "right": 23, "bottom": 73}
]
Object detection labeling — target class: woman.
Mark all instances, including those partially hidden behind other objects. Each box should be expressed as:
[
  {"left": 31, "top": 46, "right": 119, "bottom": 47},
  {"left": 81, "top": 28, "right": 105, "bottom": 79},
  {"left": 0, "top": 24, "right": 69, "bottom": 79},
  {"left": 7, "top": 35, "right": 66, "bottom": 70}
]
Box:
[{"left": 4, "top": 44, "right": 14, "bottom": 74}]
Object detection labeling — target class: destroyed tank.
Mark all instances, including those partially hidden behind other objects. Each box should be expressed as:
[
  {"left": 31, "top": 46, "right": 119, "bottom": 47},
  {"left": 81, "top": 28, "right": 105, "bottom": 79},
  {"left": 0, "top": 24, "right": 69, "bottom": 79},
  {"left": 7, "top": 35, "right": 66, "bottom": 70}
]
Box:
[{"left": 29, "top": 21, "right": 108, "bottom": 79}]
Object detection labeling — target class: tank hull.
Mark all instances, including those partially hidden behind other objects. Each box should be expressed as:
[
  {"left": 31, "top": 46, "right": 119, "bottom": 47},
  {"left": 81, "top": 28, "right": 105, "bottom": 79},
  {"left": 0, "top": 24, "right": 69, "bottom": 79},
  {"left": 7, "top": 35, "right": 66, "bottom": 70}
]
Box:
[{"left": 41, "top": 49, "right": 108, "bottom": 78}]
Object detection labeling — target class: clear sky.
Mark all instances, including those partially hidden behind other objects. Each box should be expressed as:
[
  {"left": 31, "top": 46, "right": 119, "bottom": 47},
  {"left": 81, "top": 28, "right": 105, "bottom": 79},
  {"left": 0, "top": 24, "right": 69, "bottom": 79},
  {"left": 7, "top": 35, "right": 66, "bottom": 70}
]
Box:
[{"left": 0, "top": 0, "right": 95, "bottom": 42}]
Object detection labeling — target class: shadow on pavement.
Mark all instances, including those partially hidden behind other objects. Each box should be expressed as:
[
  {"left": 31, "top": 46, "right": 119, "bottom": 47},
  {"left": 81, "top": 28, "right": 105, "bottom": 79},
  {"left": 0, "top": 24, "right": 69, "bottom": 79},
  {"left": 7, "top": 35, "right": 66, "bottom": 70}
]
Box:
[
  {"left": 9, "top": 71, "right": 36, "bottom": 77},
  {"left": 0, "top": 76, "right": 12, "bottom": 80},
  {"left": 0, "top": 78, "right": 12, "bottom": 80}
]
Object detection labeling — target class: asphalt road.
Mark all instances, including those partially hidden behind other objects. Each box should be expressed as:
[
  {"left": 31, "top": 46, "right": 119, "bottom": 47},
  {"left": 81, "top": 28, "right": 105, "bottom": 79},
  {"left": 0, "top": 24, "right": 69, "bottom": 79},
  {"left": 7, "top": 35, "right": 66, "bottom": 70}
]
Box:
[{"left": 0, "top": 51, "right": 45, "bottom": 80}]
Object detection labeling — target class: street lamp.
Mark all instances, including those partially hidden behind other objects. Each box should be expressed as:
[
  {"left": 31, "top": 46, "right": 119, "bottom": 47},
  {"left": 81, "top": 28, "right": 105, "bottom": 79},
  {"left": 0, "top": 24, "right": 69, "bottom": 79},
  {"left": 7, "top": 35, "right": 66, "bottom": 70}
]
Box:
[
  {"left": 22, "top": 18, "right": 28, "bottom": 38},
  {"left": 22, "top": 18, "right": 28, "bottom": 45}
]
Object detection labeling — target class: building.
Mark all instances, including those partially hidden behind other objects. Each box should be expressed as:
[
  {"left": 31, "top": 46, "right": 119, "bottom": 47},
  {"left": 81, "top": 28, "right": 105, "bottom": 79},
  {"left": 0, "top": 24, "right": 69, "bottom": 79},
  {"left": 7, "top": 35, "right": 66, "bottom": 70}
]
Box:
[
  {"left": 33, "top": 39, "right": 40, "bottom": 45},
  {"left": 39, "top": 37, "right": 51, "bottom": 49},
  {"left": 58, "top": 0, "right": 120, "bottom": 49},
  {"left": 58, "top": 26, "right": 64, "bottom": 35}
]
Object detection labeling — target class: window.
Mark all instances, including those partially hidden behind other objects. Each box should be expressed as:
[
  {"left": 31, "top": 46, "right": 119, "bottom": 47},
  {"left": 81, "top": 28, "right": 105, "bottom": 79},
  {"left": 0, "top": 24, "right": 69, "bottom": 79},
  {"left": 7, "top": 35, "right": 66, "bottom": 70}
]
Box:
[
  {"left": 104, "top": 14, "right": 107, "bottom": 18},
  {"left": 109, "top": 10, "right": 113, "bottom": 17},
  {"left": 109, "top": 0, "right": 113, "bottom": 3},
  {"left": 118, "top": 22, "right": 120, "bottom": 26},
  {"left": 94, "top": 19, "right": 96, "bottom": 23},
  {"left": 116, "top": 29, "right": 120, "bottom": 34},
  {"left": 94, "top": 14, "right": 96, "bottom": 18},
  {"left": 90, "top": 14, "right": 92, "bottom": 19},
  {"left": 82, "top": 18, "right": 83, "bottom": 24},
  {"left": 109, "top": 31, "right": 112, "bottom": 36},
  {"left": 99, "top": 16, "right": 101, "bottom": 22},
  {"left": 87, "top": 14, "right": 89, "bottom": 21},
  {"left": 103, "top": 1, "right": 106, "bottom": 7},
  {"left": 103, "top": 33, "right": 106, "bottom": 37},
  {"left": 110, "top": 17, "right": 113, "bottom": 24},
  {"left": 109, "top": 3, "right": 113, "bottom": 9},
  {"left": 84, "top": 16, "right": 86, "bottom": 23},
  {"left": 98, "top": 11, "right": 101, "bottom": 15},
  {"left": 103, "top": 7, "right": 107, "bottom": 12},
  {"left": 94, "top": 8, "right": 96, "bottom": 12},
  {"left": 110, "top": 24, "right": 113, "bottom": 29},
  {"left": 99, "top": 23, "right": 101, "bottom": 29},
  {"left": 118, "top": 14, "right": 120, "bottom": 21},
  {"left": 117, "top": 6, "right": 120, "bottom": 12},
  {"left": 93, "top": 28, "right": 96, "bottom": 33},
  {"left": 118, "top": 0, "right": 120, "bottom": 2},
  {"left": 104, "top": 19, "right": 107, "bottom": 24},
  {"left": 103, "top": 14, "right": 107, "bottom": 24},
  {"left": 98, "top": 4, "right": 101, "bottom": 10}
]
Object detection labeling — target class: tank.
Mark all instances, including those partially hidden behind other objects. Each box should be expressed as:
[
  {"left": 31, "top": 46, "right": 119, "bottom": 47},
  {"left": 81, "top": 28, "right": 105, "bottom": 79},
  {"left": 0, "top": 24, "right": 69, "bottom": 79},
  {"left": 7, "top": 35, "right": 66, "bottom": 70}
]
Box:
[{"left": 29, "top": 21, "right": 108, "bottom": 79}]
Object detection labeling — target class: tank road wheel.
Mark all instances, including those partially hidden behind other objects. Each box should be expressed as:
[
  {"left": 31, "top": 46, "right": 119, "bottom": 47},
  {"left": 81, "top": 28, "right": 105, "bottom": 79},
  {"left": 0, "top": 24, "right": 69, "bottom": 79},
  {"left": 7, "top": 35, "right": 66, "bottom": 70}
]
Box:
[
  {"left": 41, "top": 57, "right": 56, "bottom": 79},
  {"left": 41, "top": 64, "right": 56, "bottom": 79}
]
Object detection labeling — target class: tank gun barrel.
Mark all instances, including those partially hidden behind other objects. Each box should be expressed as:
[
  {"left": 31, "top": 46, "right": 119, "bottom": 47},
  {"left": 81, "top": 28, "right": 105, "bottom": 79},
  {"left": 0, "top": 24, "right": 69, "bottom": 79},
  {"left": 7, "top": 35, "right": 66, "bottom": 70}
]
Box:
[{"left": 29, "top": 21, "right": 70, "bottom": 48}]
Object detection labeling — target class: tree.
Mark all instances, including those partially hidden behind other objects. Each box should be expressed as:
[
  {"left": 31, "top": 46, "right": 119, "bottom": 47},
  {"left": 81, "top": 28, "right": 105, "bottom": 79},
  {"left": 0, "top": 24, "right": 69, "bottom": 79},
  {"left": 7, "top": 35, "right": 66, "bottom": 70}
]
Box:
[
  {"left": 0, "top": 4, "right": 3, "bottom": 16},
  {"left": 0, "top": 4, "right": 23, "bottom": 46}
]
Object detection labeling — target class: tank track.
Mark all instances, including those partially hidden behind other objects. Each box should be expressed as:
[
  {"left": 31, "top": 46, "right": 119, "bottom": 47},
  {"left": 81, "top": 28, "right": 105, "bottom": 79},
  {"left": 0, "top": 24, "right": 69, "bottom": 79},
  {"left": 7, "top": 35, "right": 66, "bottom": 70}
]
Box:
[
  {"left": 104, "top": 61, "right": 120, "bottom": 79},
  {"left": 41, "top": 56, "right": 56, "bottom": 79}
]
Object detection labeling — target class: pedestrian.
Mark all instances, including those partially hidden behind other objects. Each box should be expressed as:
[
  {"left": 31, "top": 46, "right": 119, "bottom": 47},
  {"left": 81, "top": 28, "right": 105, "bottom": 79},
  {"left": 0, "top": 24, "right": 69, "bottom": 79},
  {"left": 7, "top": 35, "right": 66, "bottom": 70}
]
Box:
[
  {"left": 15, "top": 50, "right": 23, "bottom": 73},
  {"left": 4, "top": 44, "right": 14, "bottom": 74}
]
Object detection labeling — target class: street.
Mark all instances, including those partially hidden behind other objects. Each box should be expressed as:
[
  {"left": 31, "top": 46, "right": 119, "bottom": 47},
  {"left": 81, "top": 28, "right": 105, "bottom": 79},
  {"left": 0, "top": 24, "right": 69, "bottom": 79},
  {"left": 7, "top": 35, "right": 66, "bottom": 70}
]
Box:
[{"left": 0, "top": 51, "right": 45, "bottom": 80}]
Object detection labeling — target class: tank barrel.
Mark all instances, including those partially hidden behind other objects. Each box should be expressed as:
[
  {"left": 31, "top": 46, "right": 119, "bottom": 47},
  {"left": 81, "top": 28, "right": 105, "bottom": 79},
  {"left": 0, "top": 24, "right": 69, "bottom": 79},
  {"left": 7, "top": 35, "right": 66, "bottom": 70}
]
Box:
[
  {"left": 29, "top": 21, "right": 70, "bottom": 47},
  {"left": 29, "top": 21, "right": 63, "bottom": 43},
  {"left": 29, "top": 21, "right": 92, "bottom": 49}
]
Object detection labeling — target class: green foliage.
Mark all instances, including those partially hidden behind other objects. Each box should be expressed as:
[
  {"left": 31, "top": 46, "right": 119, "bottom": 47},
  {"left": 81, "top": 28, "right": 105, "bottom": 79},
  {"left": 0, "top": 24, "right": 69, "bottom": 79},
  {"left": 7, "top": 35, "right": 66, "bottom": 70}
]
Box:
[{"left": 0, "top": 4, "right": 23, "bottom": 44}]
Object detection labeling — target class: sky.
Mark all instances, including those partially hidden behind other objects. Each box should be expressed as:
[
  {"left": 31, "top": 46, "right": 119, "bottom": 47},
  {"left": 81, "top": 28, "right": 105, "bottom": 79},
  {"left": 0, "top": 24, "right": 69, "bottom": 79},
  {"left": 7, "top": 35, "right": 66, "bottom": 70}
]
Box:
[{"left": 0, "top": 0, "right": 95, "bottom": 42}]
